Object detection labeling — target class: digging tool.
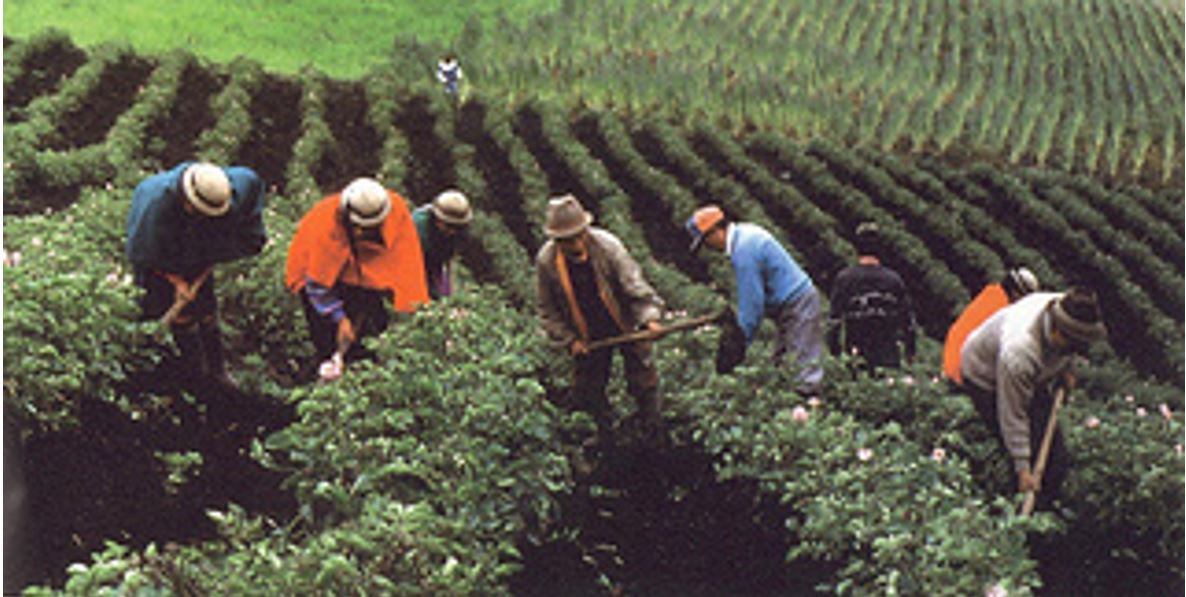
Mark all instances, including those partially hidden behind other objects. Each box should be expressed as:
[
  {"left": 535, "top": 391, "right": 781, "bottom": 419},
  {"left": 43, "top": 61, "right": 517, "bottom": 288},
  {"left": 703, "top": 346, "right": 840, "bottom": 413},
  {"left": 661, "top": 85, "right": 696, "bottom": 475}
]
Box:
[
  {"left": 1020, "top": 386, "right": 1067, "bottom": 516},
  {"left": 585, "top": 312, "right": 720, "bottom": 352},
  {"left": 159, "top": 269, "right": 211, "bottom": 326}
]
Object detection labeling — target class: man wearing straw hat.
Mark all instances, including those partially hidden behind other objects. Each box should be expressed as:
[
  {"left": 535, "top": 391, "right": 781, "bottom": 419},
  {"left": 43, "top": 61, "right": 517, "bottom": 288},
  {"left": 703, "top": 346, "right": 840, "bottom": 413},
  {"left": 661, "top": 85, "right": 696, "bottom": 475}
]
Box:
[
  {"left": 958, "top": 286, "right": 1107, "bottom": 508},
  {"left": 536, "top": 194, "right": 666, "bottom": 442},
  {"left": 412, "top": 190, "right": 473, "bottom": 299},
  {"left": 126, "top": 161, "right": 267, "bottom": 389}
]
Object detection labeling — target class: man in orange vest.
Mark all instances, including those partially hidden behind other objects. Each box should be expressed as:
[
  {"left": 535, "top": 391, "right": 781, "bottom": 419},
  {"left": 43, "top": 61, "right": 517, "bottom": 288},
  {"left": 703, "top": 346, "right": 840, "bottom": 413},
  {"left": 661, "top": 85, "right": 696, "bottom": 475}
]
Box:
[
  {"left": 943, "top": 267, "right": 1039, "bottom": 383},
  {"left": 536, "top": 195, "right": 666, "bottom": 443},
  {"left": 285, "top": 178, "right": 429, "bottom": 376}
]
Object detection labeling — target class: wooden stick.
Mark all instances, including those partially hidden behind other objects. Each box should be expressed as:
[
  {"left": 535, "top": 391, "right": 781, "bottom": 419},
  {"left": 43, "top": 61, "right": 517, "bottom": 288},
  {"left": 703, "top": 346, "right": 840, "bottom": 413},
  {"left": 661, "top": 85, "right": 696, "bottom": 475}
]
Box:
[
  {"left": 1021, "top": 386, "right": 1067, "bottom": 516},
  {"left": 159, "top": 269, "right": 212, "bottom": 326},
  {"left": 585, "top": 312, "right": 719, "bottom": 351}
]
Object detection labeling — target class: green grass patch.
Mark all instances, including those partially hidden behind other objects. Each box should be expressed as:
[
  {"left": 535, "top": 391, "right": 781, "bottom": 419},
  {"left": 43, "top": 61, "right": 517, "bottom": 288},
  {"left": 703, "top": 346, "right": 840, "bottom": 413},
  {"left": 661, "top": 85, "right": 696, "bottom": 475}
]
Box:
[{"left": 3, "top": 0, "right": 559, "bottom": 78}]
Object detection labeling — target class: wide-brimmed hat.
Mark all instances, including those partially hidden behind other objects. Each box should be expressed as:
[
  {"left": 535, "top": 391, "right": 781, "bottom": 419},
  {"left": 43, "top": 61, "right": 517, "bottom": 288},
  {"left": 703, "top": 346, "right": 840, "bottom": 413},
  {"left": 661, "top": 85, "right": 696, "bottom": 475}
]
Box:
[
  {"left": 1003, "top": 267, "right": 1040, "bottom": 299},
  {"left": 544, "top": 194, "right": 593, "bottom": 239},
  {"left": 182, "top": 163, "right": 232, "bottom": 217},
  {"left": 1049, "top": 287, "right": 1107, "bottom": 347},
  {"left": 685, "top": 205, "right": 726, "bottom": 253},
  {"left": 431, "top": 190, "right": 472, "bottom": 226},
  {"left": 341, "top": 178, "right": 391, "bottom": 227}
]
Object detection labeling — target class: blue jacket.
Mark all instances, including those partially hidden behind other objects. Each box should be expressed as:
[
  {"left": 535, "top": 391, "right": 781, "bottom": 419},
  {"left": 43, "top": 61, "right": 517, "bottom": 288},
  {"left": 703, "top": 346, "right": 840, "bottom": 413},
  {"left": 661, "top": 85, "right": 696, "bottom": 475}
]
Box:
[
  {"left": 126, "top": 162, "right": 267, "bottom": 272},
  {"left": 729, "top": 223, "right": 813, "bottom": 343}
]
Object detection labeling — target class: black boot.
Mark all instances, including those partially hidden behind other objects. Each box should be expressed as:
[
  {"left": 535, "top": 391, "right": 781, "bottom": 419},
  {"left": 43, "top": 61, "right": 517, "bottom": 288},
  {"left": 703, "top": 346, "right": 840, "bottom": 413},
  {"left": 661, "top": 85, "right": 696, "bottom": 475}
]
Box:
[
  {"left": 198, "top": 320, "right": 238, "bottom": 392},
  {"left": 170, "top": 323, "right": 207, "bottom": 386},
  {"left": 635, "top": 387, "right": 665, "bottom": 448}
]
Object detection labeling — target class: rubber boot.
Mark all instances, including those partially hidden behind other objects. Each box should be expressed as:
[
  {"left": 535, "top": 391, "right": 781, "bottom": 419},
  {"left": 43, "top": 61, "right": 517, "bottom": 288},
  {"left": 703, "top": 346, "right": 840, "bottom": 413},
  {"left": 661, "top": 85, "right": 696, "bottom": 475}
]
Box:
[
  {"left": 635, "top": 386, "right": 665, "bottom": 449},
  {"left": 198, "top": 320, "right": 238, "bottom": 393},
  {"left": 170, "top": 323, "right": 207, "bottom": 386}
]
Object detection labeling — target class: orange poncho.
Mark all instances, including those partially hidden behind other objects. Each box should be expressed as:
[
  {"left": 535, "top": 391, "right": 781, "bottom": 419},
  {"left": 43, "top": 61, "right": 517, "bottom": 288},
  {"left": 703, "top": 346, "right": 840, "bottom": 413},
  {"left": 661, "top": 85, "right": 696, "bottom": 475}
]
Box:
[
  {"left": 285, "top": 192, "right": 429, "bottom": 312},
  {"left": 942, "top": 284, "right": 1009, "bottom": 383}
]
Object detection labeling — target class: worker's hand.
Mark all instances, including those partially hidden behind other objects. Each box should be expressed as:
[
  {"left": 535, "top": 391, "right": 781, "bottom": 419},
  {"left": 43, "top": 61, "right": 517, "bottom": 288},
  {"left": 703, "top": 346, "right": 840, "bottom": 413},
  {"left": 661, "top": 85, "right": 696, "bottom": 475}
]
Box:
[
  {"left": 1060, "top": 370, "right": 1076, "bottom": 392},
  {"left": 166, "top": 274, "right": 196, "bottom": 304},
  {"left": 569, "top": 338, "right": 589, "bottom": 357},
  {"left": 337, "top": 317, "right": 356, "bottom": 347},
  {"left": 1017, "top": 469, "right": 1040, "bottom": 493}
]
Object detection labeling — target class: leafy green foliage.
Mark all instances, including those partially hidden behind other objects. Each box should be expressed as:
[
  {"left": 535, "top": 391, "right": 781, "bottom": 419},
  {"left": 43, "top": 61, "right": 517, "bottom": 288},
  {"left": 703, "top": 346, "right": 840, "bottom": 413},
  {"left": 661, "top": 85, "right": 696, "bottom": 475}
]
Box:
[{"left": 3, "top": 190, "right": 162, "bottom": 434}]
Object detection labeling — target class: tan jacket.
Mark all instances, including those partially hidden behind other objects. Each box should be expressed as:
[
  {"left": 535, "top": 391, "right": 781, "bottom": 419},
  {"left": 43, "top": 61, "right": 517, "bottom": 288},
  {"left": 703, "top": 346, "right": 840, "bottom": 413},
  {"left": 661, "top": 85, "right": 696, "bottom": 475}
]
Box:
[{"left": 536, "top": 227, "right": 664, "bottom": 348}]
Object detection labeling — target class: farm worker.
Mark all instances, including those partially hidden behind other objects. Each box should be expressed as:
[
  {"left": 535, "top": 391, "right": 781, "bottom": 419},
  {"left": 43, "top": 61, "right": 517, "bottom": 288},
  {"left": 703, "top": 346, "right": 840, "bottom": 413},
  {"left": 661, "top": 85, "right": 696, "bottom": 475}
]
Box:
[
  {"left": 436, "top": 54, "right": 463, "bottom": 96},
  {"left": 412, "top": 190, "right": 472, "bottom": 299},
  {"left": 827, "top": 222, "right": 917, "bottom": 372},
  {"left": 536, "top": 194, "right": 666, "bottom": 442},
  {"left": 686, "top": 205, "right": 823, "bottom": 396},
  {"left": 285, "top": 177, "right": 429, "bottom": 372},
  {"left": 943, "top": 267, "right": 1039, "bottom": 383},
  {"left": 957, "top": 287, "right": 1106, "bottom": 507},
  {"left": 126, "top": 161, "right": 267, "bottom": 389}
]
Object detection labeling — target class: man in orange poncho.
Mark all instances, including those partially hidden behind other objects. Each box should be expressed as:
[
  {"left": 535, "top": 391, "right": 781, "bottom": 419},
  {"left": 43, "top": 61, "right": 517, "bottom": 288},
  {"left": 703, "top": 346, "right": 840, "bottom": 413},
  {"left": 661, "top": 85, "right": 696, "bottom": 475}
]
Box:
[
  {"left": 942, "top": 267, "right": 1039, "bottom": 383},
  {"left": 286, "top": 178, "right": 428, "bottom": 373}
]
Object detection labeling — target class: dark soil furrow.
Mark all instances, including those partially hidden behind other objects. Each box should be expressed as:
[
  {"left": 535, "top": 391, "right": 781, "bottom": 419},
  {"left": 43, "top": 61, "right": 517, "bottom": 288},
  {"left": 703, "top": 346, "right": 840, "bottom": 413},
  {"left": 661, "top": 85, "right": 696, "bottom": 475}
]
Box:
[
  {"left": 235, "top": 73, "right": 301, "bottom": 194},
  {"left": 143, "top": 62, "right": 227, "bottom": 168},
  {"left": 316, "top": 80, "right": 381, "bottom": 194},
  {"left": 456, "top": 100, "right": 536, "bottom": 255},
  {"left": 5, "top": 39, "right": 87, "bottom": 123},
  {"left": 393, "top": 95, "right": 454, "bottom": 202},
  {"left": 512, "top": 106, "right": 600, "bottom": 217},
  {"left": 570, "top": 114, "right": 710, "bottom": 284},
  {"left": 46, "top": 54, "right": 154, "bottom": 150}
]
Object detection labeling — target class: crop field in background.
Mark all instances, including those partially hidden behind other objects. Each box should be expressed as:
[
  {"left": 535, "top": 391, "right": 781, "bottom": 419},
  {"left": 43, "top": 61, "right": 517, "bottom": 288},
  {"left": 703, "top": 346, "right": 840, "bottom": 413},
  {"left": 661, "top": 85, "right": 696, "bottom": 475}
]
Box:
[
  {"left": 7, "top": 0, "right": 1183, "bottom": 187},
  {"left": 3, "top": 2, "right": 1183, "bottom": 595}
]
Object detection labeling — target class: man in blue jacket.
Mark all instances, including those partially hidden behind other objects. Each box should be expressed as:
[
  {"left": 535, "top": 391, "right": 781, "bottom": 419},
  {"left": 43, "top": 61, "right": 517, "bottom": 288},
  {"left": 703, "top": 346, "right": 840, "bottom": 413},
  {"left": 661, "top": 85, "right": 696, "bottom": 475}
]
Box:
[
  {"left": 686, "top": 205, "right": 823, "bottom": 395},
  {"left": 126, "top": 162, "right": 267, "bottom": 388}
]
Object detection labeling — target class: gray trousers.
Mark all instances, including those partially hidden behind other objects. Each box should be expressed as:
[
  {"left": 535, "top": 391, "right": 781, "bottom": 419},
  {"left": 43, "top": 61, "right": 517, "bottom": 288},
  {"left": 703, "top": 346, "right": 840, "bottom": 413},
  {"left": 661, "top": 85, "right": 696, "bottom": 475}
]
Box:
[{"left": 773, "top": 287, "right": 824, "bottom": 395}]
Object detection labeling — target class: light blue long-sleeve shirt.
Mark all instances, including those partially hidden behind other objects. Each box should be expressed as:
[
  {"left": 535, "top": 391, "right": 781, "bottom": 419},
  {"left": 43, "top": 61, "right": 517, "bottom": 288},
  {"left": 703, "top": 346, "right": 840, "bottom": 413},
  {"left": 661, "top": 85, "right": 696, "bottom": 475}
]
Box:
[{"left": 728, "top": 223, "right": 813, "bottom": 343}]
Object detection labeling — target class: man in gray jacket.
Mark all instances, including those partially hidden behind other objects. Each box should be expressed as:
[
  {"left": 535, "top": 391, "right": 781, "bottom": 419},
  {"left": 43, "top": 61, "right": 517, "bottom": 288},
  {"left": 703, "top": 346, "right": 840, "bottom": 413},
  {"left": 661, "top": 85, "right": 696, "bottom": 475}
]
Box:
[
  {"left": 959, "top": 287, "right": 1106, "bottom": 506},
  {"left": 536, "top": 195, "right": 665, "bottom": 442}
]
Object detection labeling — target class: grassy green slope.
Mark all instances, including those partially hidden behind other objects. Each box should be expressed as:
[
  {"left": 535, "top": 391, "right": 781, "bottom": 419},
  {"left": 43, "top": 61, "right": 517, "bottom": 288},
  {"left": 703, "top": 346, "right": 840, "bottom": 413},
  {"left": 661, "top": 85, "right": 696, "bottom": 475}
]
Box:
[{"left": 2, "top": 0, "right": 559, "bottom": 78}]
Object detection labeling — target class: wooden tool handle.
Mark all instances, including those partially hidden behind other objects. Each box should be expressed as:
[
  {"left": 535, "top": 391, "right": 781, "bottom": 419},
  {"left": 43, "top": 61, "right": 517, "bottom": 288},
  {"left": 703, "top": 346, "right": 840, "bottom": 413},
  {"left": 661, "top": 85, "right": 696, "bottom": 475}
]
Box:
[{"left": 1021, "top": 386, "right": 1066, "bottom": 516}]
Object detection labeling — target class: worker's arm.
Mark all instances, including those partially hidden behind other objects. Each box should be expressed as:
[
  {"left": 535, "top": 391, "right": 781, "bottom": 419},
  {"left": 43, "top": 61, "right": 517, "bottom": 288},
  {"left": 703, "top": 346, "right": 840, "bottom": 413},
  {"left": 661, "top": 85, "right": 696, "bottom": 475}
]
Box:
[
  {"left": 732, "top": 248, "right": 766, "bottom": 345},
  {"left": 997, "top": 357, "right": 1038, "bottom": 484}
]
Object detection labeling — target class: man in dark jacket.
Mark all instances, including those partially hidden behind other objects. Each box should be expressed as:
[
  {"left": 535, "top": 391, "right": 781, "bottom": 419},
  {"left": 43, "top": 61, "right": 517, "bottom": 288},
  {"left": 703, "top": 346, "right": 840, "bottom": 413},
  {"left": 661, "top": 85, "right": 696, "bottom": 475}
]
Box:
[
  {"left": 126, "top": 162, "right": 267, "bottom": 387},
  {"left": 412, "top": 190, "right": 472, "bottom": 300},
  {"left": 827, "top": 222, "right": 917, "bottom": 372},
  {"left": 536, "top": 194, "right": 665, "bottom": 441}
]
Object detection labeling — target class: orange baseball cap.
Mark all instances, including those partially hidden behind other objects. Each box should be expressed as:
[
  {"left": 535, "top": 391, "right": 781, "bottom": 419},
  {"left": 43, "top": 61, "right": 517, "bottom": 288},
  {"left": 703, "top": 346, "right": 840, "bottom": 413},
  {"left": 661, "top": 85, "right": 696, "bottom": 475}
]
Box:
[{"left": 686, "top": 205, "right": 725, "bottom": 253}]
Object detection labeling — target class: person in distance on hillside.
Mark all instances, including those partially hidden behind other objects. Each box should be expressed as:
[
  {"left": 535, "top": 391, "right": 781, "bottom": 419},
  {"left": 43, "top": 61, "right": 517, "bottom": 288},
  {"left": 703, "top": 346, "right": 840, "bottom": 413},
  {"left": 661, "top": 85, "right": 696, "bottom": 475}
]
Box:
[
  {"left": 412, "top": 190, "right": 472, "bottom": 299},
  {"left": 436, "top": 54, "right": 463, "bottom": 96},
  {"left": 686, "top": 205, "right": 823, "bottom": 396},
  {"left": 957, "top": 286, "right": 1106, "bottom": 509},
  {"left": 827, "top": 222, "right": 917, "bottom": 373},
  {"left": 285, "top": 177, "right": 428, "bottom": 377},
  {"left": 942, "top": 267, "right": 1039, "bottom": 384},
  {"left": 536, "top": 194, "right": 666, "bottom": 444},
  {"left": 126, "top": 161, "right": 267, "bottom": 390}
]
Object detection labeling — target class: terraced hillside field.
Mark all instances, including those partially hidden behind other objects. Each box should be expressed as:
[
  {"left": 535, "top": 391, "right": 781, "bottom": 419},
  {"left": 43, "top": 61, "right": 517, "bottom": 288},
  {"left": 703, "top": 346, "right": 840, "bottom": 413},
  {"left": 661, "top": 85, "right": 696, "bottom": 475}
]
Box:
[{"left": 4, "top": 32, "right": 1183, "bottom": 597}]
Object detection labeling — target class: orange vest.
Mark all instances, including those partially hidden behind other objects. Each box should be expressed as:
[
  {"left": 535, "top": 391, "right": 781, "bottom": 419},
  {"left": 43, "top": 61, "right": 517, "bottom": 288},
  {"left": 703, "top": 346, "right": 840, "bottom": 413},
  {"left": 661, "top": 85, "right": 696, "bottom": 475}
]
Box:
[
  {"left": 285, "top": 192, "right": 429, "bottom": 313},
  {"left": 943, "top": 284, "right": 1009, "bottom": 383}
]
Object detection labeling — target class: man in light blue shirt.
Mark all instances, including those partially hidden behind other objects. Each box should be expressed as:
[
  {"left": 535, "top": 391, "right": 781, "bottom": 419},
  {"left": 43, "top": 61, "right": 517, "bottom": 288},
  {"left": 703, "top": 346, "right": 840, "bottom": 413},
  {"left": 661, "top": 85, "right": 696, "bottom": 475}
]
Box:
[{"left": 686, "top": 205, "right": 823, "bottom": 394}]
